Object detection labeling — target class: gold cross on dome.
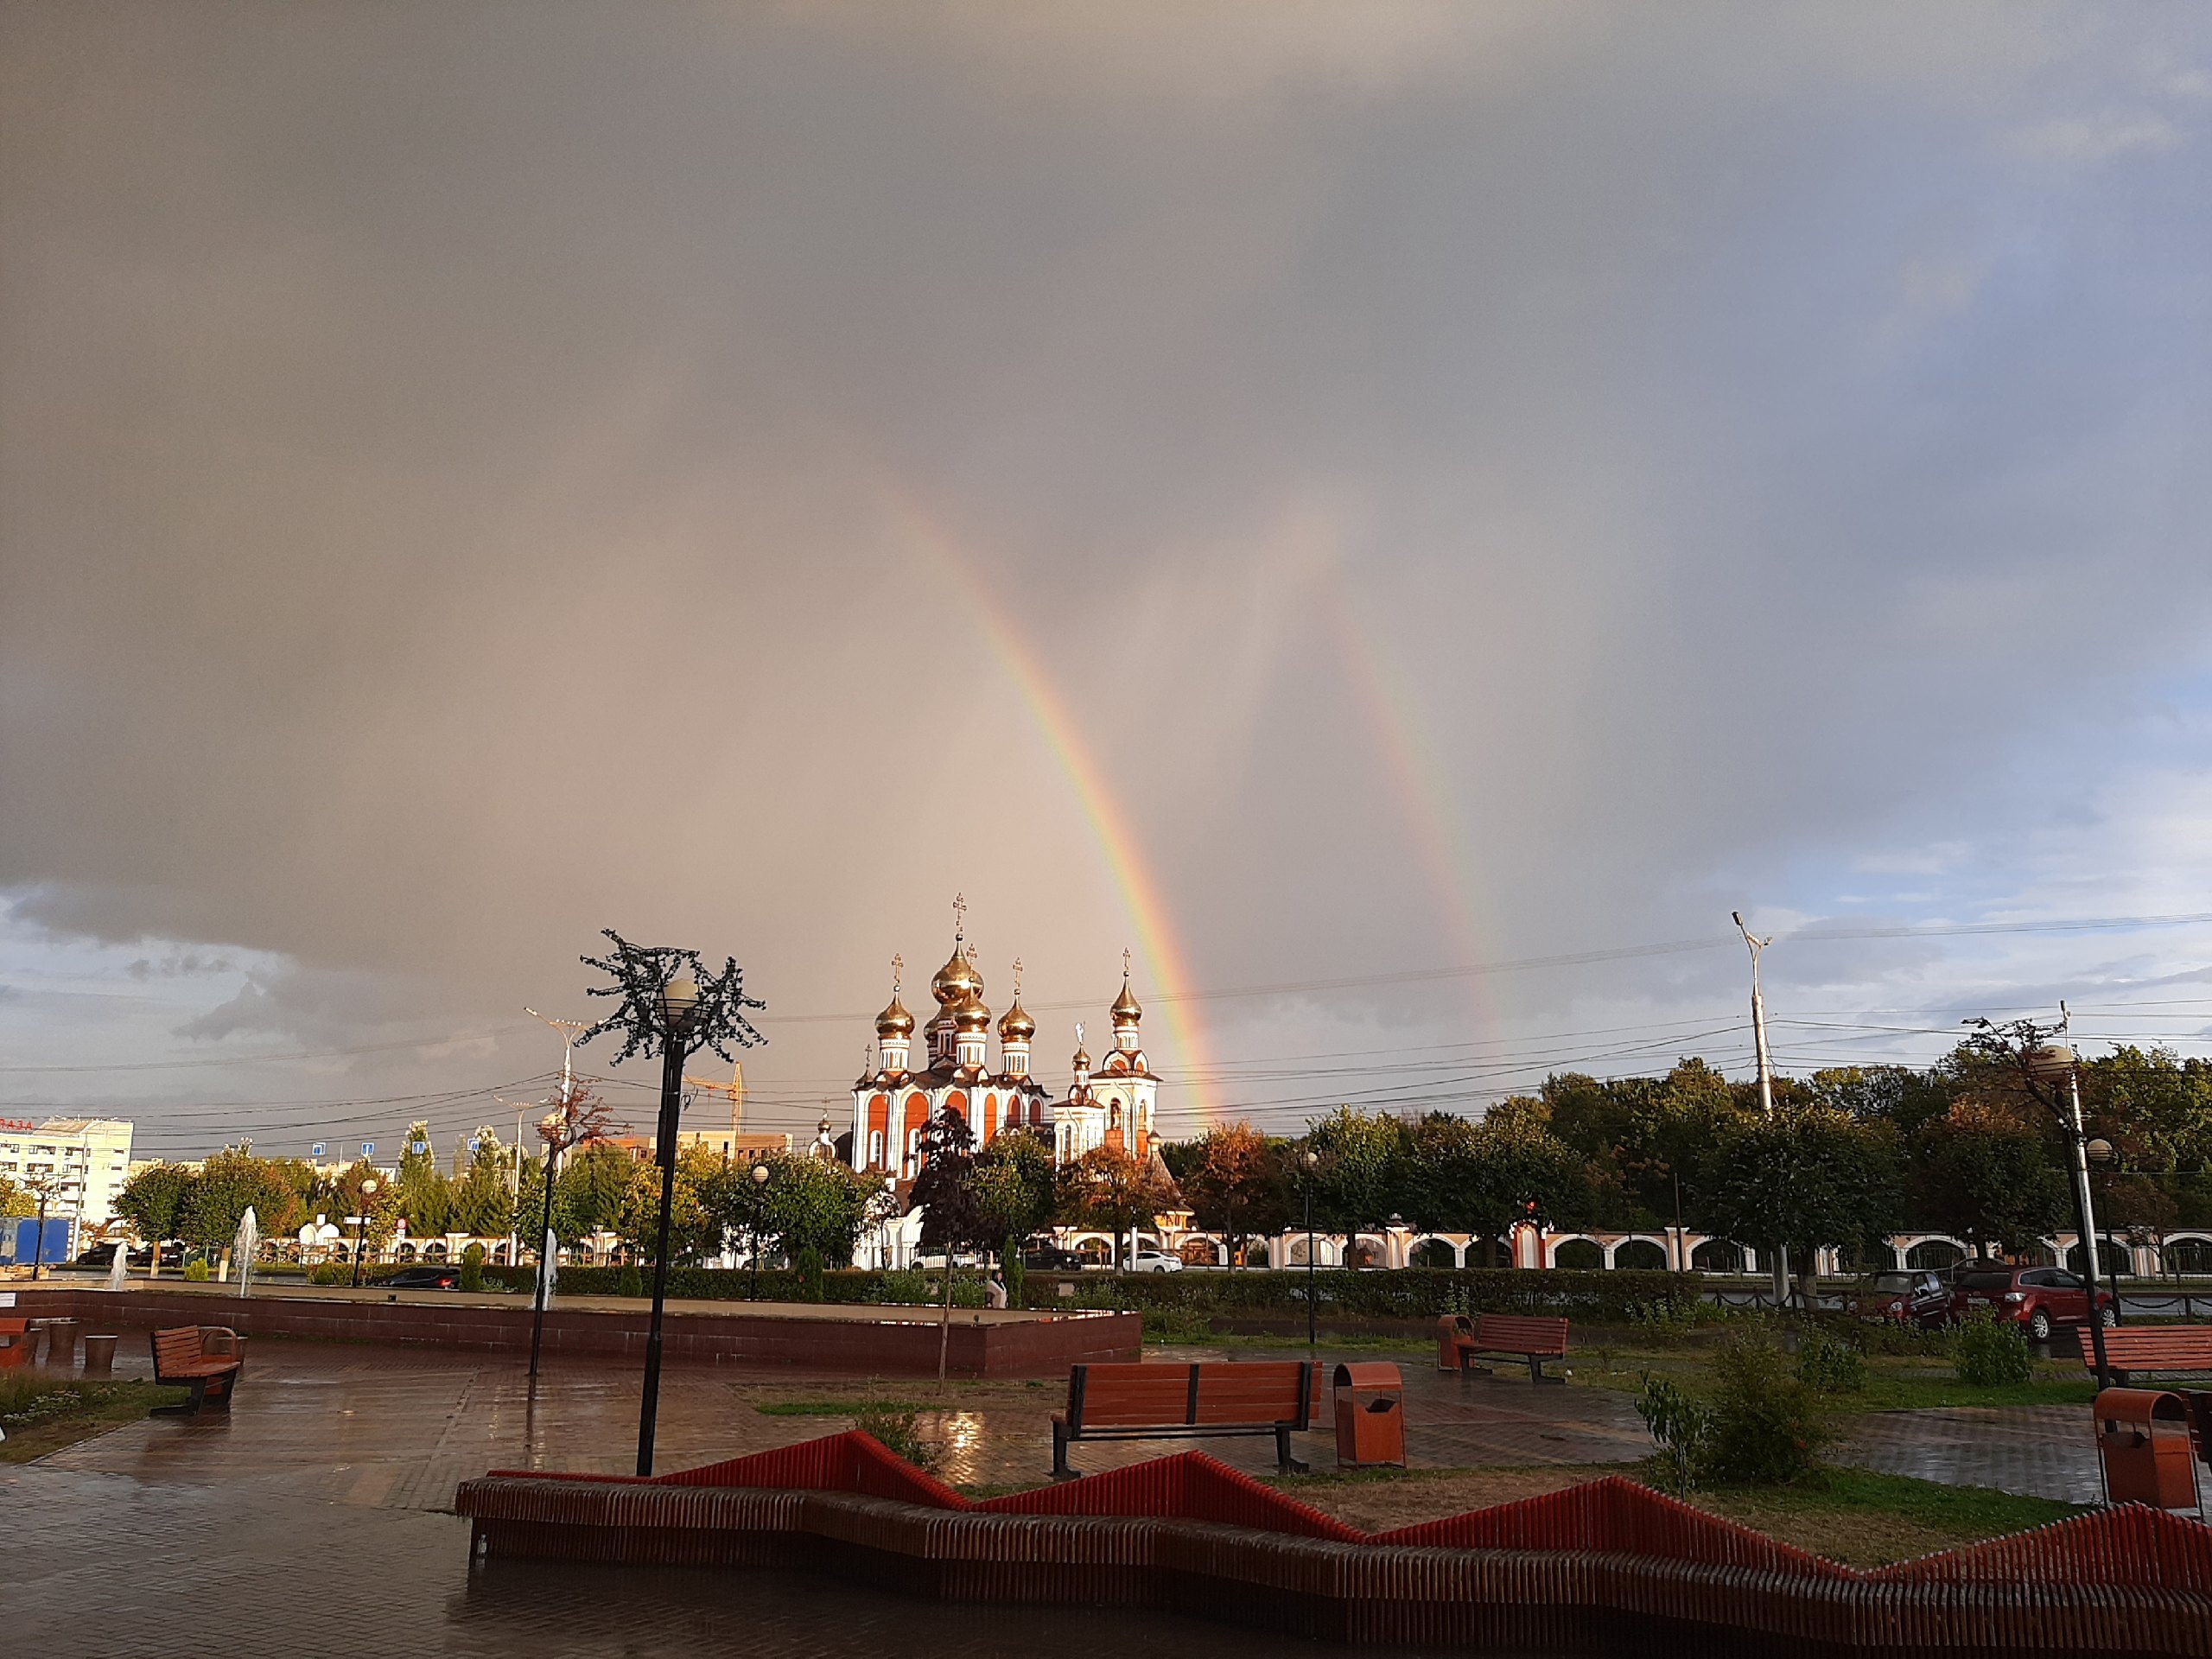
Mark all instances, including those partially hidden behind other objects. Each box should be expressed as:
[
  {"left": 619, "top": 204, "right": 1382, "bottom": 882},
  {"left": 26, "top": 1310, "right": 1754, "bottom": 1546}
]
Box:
[
  {"left": 1012, "top": 957, "right": 1024, "bottom": 996},
  {"left": 1122, "top": 947, "right": 1132, "bottom": 980},
  {"left": 951, "top": 892, "right": 967, "bottom": 938},
  {"left": 890, "top": 953, "right": 903, "bottom": 993}
]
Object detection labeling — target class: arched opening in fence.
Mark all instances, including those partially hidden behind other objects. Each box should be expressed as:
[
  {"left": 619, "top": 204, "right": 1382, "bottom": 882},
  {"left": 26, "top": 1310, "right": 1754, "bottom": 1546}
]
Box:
[
  {"left": 1905, "top": 1238, "right": 1967, "bottom": 1271},
  {"left": 1552, "top": 1237, "right": 1605, "bottom": 1270},
  {"left": 1692, "top": 1239, "right": 1746, "bottom": 1274},
  {"left": 1408, "top": 1238, "right": 1459, "bottom": 1268},
  {"left": 1614, "top": 1237, "right": 1668, "bottom": 1271}
]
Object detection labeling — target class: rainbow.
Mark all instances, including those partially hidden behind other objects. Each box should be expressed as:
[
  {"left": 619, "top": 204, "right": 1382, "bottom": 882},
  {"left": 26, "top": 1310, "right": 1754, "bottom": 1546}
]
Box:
[
  {"left": 1324, "top": 575, "right": 1497, "bottom": 1038},
  {"left": 879, "top": 489, "right": 1219, "bottom": 1122}
]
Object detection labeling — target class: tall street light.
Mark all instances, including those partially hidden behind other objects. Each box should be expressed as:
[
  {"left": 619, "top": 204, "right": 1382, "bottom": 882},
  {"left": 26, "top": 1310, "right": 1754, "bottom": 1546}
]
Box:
[
  {"left": 1300, "top": 1148, "right": 1320, "bottom": 1352},
  {"left": 749, "top": 1162, "right": 770, "bottom": 1300},
  {"left": 575, "top": 930, "right": 765, "bottom": 1480},
  {"left": 2028, "top": 1025, "right": 2119, "bottom": 1389},
  {"left": 350, "top": 1179, "right": 379, "bottom": 1288}
]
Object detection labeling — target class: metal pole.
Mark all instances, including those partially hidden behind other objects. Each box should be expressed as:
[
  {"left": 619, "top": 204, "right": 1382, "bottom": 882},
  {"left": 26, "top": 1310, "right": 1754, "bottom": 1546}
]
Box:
[
  {"left": 1304, "top": 1172, "right": 1318, "bottom": 1351},
  {"left": 2058, "top": 1007, "right": 2114, "bottom": 1389},
  {"left": 351, "top": 1210, "right": 365, "bottom": 1289},
  {"left": 1735, "top": 912, "right": 1787, "bottom": 1306},
  {"left": 636, "top": 1035, "right": 685, "bottom": 1478},
  {"left": 30, "top": 1191, "right": 47, "bottom": 1281},
  {"left": 530, "top": 1142, "right": 558, "bottom": 1379}
]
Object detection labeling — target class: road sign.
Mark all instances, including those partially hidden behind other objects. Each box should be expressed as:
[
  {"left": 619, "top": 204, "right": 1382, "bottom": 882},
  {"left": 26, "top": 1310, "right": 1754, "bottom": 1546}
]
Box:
[
  {"left": 361, "top": 1142, "right": 375, "bottom": 1158},
  {"left": 310, "top": 1142, "right": 327, "bottom": 1160}
]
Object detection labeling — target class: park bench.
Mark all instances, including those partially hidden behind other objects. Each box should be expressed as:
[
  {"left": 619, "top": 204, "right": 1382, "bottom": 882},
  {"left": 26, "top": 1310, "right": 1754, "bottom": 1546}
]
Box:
[
  {"left": 2084, "top": 1326, "right": 2212, "bottom": 1387},
  {"left": 1436, "top": 1313, "right": 1570, "bottom": 1383},
  {"left": 150, "top": 1325, "right": 246, "bottom": 1414},
  {"left": 1052, "top": 1360, "right": 1315, "bottom": 1478},
  {"left": 0, "top": 1317, "right": 36, "bottom": 1370}
]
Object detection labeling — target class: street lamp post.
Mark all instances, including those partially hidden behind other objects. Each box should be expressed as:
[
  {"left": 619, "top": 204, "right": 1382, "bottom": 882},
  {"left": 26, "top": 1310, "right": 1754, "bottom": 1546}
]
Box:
[
  {"left": 350, "top": 1179, "right": 379, "bottom": 1288},
  {"left": 573, "top": 931, "right": 766, "bottom": 1480},
  {"left": 635, "top": 976, "right": 700, "bottom": 1478},
  {"left": 749, "top": 1162, "right": 769, "bottom": 1300},
  {"left": 2028, "top": 1030, "right": 2116, "bottom": 1389},
  {"left": 1300, "top": 1148, "right": 1320, "bottom": 1352}
]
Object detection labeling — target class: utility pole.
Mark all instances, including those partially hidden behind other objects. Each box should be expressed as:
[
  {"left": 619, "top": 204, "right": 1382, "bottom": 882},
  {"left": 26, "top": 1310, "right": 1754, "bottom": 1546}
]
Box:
[
  {"left": 525, "top": 1007, "right": 591, "bottom": 1358},
  {"left": 2056, "top": 1002, "right": 2120, "bottom": 1381},
  {"left": 1734, "top": 912, "right": 1789, "bottom": 1308}
]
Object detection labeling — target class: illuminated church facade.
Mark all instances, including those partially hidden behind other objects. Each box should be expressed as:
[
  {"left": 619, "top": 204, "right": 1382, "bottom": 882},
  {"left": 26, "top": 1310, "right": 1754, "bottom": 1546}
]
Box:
[{"left": 845, "top": 902, "right": 1156, "bottom": 1182}]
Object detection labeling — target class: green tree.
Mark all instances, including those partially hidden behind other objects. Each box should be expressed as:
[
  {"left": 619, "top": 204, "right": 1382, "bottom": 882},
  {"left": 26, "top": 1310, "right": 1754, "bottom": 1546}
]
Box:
[
  {"left": 1693, "top": 1107, "right": 1901, "bottom": 1275},
  {"left": 616, "top": 1141, "right": 727, "bottom": 1265},
  {"left": 1305, "top": 1107, "right": 1406, "bottom": 1254},
  {"left": 449, "top": 1132, "right": 516, "bottom": 1237},
  {"left": 1909, "top": 1104, "right": 2069, "bottom": 1255},
  {"left": 394, "top": 1120, "right": 452, "bottom": 1236},
  {"left": 554, "top": 1141, "right": 636, "bottom": 1243},
  {"left": 741, "top": 1152, "right": 893, "bottom": 1267},
  {"left": 178, "top": 1147, "right": 302, "bottom": 1248},
  {"left": 971, "top": 1129, "right": 1058, "bottom": 1253},
  {"left": 0, "top": 1175, "right": 30, "bottom": 1220},
  {"left": 115, "top": 1162, "right": 195, "bottom": 1242}
]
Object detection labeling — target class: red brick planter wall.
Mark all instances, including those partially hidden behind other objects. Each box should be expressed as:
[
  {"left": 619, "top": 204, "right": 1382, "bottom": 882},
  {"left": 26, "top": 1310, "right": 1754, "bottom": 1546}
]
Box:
[
  {"left": 4, "top": 1287, "right": 1136, "bottom": 1377},
  {"left": 456, "top": 1433, "right": 2212, "bottom": 1656}
]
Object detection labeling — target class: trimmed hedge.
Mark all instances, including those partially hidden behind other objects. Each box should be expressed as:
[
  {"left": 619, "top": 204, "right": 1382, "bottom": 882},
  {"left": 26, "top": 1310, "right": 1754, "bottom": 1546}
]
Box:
[{"left": 498, "top": 1263, "right": 1694, "bottom": 1322}]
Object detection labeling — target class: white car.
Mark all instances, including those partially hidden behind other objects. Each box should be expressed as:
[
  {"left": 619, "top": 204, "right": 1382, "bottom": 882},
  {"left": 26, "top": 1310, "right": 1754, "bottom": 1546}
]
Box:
[{"left": 1129, "top": 1250, "right": 1185, "bottom": 1274}]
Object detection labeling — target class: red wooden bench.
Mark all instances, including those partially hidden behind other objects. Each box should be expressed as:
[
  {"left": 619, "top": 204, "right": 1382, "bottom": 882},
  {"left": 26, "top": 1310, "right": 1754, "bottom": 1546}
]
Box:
[
  {"left": 1437, "top": 1313, "right": 1570, "bottom": 1383},
  {"left": 2083, "top": 1326, "right": 2212, "bottom": 1387},
  {"left": 0, "top": 1317, "right": 37, "bottom": 1370},
  {"left": 150, "top": 1325, "right": 246, "bottom": 1414},
  {"left": 1052, "top": 1360, "right": 1315, "bottom": 1478}
]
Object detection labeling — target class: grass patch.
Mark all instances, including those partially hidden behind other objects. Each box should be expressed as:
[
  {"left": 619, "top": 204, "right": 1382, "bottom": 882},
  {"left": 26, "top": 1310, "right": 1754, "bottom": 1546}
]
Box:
[
  {"left": 0, "top": 1376, "right": 185, "bottom": 1462},
  {"left": 1698, "top": 1466, "right": 2083, "bottom": 1567},
  {"left": 755, "top": 1396, "right": 929, "bottom": 1417},
  {"left": 1572, "top": 1345, "right": 2094, "bottom": 1414}
]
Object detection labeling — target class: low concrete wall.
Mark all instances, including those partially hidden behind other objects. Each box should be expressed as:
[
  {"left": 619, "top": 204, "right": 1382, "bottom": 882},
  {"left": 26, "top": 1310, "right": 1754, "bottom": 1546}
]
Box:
[{"left": 6, "top": 1287, "right": 1137, "bottom": 1378}]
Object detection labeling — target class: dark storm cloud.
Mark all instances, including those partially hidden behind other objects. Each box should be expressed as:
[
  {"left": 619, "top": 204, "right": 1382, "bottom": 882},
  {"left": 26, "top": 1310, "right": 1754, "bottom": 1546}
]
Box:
[{"left": 3, "top": 3, "right": 2209, "bottom": 1136}]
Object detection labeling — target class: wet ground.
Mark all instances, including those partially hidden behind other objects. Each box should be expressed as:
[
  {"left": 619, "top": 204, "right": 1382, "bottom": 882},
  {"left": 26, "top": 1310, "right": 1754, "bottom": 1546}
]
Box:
[{"left": 0, "top": 1337, "right": 2099, "bottom": 1652}]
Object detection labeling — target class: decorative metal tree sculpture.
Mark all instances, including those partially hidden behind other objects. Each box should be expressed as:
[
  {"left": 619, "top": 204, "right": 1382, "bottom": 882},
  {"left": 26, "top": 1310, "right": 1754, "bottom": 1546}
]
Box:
[{"left": 578, "top": 930, "right": 765, "bottom": 1475}]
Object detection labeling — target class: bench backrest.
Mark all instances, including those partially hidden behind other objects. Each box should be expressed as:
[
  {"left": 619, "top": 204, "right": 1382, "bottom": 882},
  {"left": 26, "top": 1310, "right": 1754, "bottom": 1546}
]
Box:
[
  {"left": 2095, "top": 1328, "right": 2212, "bottom": 1367},
  {"left": 1067, "top": 1362, "right": 1312, "bottom": 1431},
  {"left": 0, "top": 1318, "right": 28, "bottom": 1337},
  {"left": 152, "top": 1326, "right": 207, "bottom": 1373},
  {"left": 1474, "top": 1313, "right": 1571, "bottom": 1354}
]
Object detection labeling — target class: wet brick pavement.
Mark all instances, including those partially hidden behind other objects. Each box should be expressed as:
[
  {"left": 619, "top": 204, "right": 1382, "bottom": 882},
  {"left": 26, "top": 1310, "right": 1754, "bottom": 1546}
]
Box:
[
  {"left": 0, "top": 1337, "right": 2100, "bottom": 1653},
  {"left": 1836, "top": 1405, "right": 2103, "bottom": 1504}
]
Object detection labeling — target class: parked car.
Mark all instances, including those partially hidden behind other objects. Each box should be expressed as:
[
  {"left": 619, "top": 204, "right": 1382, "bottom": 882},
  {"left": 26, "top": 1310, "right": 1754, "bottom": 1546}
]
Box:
[
  {"left": 1022, "top": 1243, "right": 1087, "bottom": 1272},
  {"left": 1948, "top": 1265, "right": 2117, "bottom": 1341},
  {"left": 384, "top": 1264, "right": 461, "bottom": 1290},
  {"left": 1128, "top": 1250, "right": 1185, "bottom": 1274},
  {"left": 1853, "top": 1269, "right": 1950, "bottom": 1326}
]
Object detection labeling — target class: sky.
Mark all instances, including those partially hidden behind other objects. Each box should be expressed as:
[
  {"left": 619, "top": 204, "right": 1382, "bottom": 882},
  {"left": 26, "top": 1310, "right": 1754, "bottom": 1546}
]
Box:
[{"left": 3, "top": 3, "right": 2210, "bottom": 1162}]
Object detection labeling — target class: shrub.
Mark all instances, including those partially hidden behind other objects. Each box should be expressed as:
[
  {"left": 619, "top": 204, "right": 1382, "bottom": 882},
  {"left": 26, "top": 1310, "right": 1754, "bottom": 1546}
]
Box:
[
  {"left": 182, "top": 1260, "right": 212, "bottom": 1282},
  {"left": 1634, "top": 1373, "right": 1713, "bottom": 1495},
  {"left": 1953, "top": 1309, "right": 2034, "bottom": 1386},
  {"left": 459, "top": 1243, "right": 486, "bottom": 1294},
  {"left": 1141, "top": 1306, "right": 1216, "bottom": 1344},
  {"left": 616, "top": 1266, "right": 645, "bottom": 1298},
  {"left": 852, "top": 1404, "right": 938, "bottom": 1471},
  {"left": 1795, "top": 1325, "right": 1867, "bottom": 1394},
  {"left": 874, "top": 1268, "right": 928, "bottom": 1306},
  {"left": 1700, "top": 1333, "right": 1829, "bottom": 1485},
  {"left": 794, "top": 1247, "right": 824, "bottom": 1303},
  {"left": 1000, "top": 1241, "right": 1025, "bottom": 1309}
]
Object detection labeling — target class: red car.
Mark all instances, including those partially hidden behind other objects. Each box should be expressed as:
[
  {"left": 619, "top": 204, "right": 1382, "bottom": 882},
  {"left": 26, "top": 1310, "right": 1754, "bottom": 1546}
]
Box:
[{"left": 1949, "top": 1265, "right": 2116, "bottom": 1341}]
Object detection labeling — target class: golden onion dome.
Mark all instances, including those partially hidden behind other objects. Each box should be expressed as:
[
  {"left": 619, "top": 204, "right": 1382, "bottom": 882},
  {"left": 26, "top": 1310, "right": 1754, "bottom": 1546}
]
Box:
[
  {"left": 1071, "top": 1041, "right": 1091, "bottom": 1070},
  {"left": 875, "top": 993, "right": 915, "bottom": 1039},
  {"left": 998, "top": 998, "right": 1035, "bottom": 1044},
  {"left": 952, "top": 987, "right": 992, "bottom": 1033},
  {"left": 1110, "top": 972, "right": 1142, "bottom": 1026},
  {"left": 931, "top": 942, "right": 982, "bottom": 1007}
]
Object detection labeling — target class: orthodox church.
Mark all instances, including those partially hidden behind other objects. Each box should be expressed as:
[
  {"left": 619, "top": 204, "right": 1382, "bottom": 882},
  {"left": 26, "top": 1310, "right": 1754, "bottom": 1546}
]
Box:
[{"left": 846, "top": 899, "right": 1158, "bottom": 1182}]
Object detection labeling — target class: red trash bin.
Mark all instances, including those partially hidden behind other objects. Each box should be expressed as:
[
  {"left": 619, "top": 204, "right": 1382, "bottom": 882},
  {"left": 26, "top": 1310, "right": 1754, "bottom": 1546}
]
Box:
[
  {"left": 2094, "top": 1388, "right": 2202, "bottom": 1511},
  {"left": 1332, "top": 1362, "right": 1406, "bottom": 1470}
]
